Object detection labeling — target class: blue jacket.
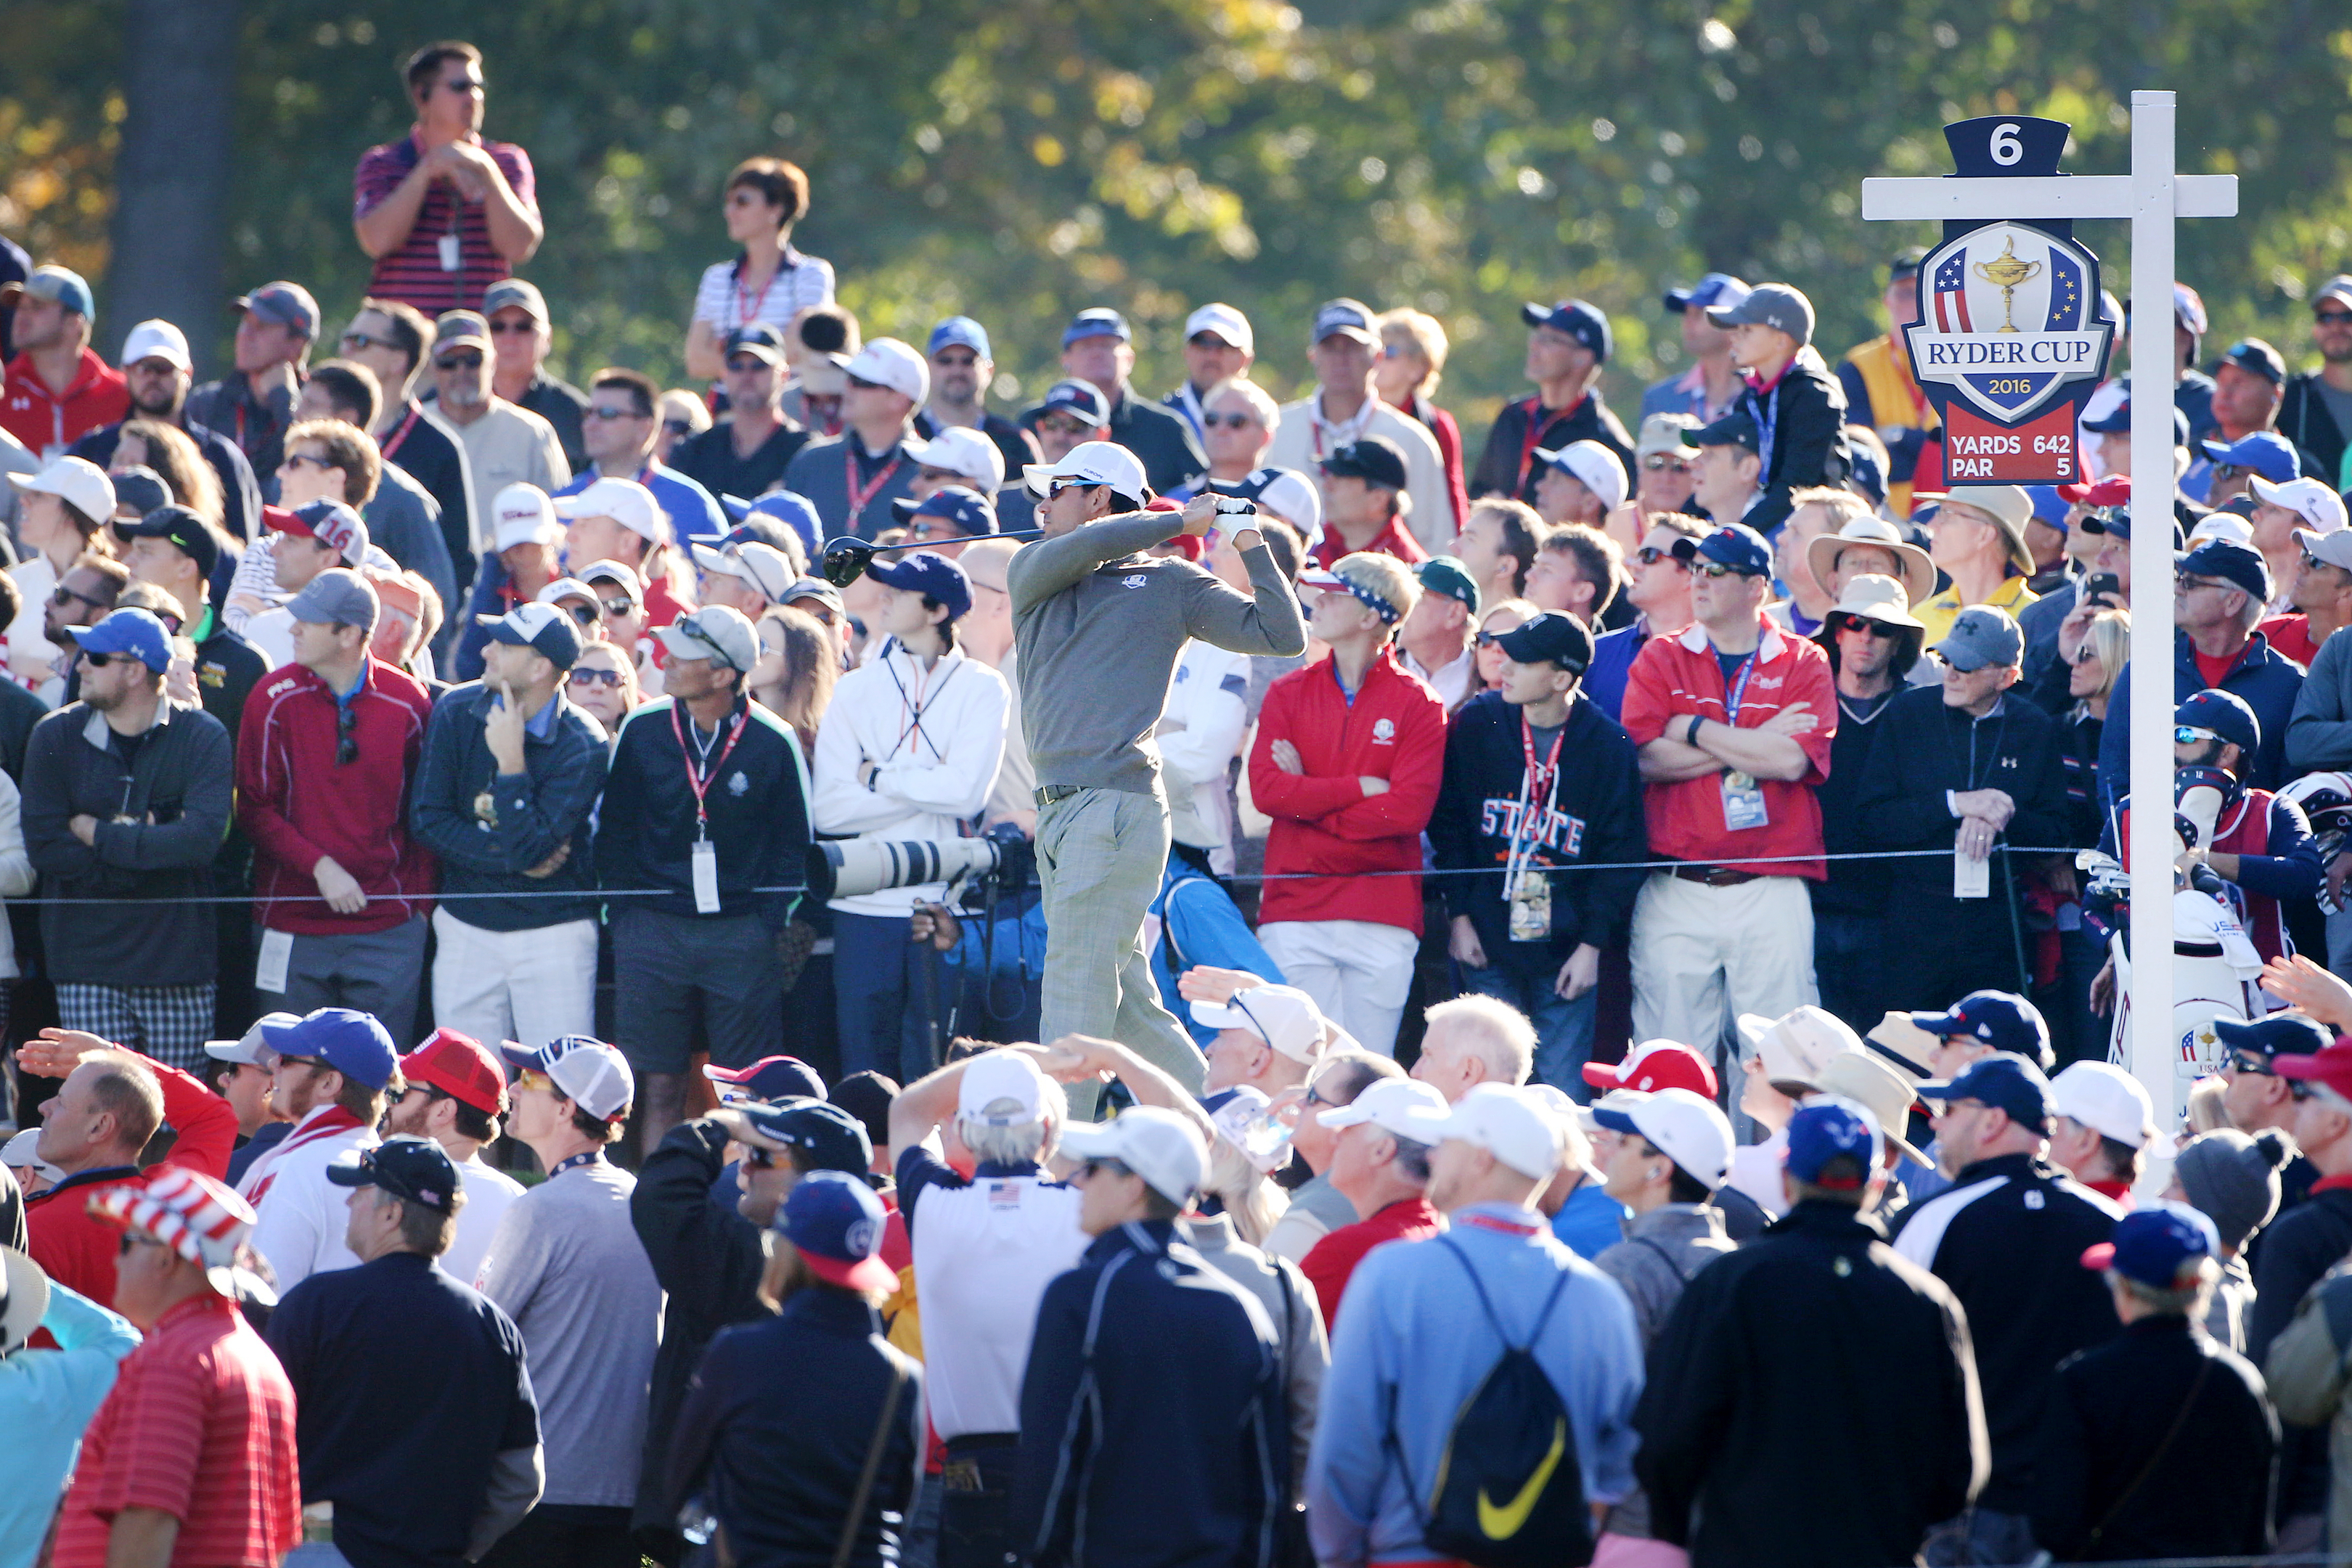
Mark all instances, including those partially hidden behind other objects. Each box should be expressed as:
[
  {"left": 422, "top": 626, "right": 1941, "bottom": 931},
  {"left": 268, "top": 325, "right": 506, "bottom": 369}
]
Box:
[
  {"left": 1013, "top": 1220, "right": 1285, "bottom": 1568},
  {"left": 2098, "top": 629, "right": 2306, "bottom": 809},
  {"left": 1307, "top": 1205, "right": 1644, "bottom": 1566},
  {"left": 0, "top": 1283, "right": 138, "bottom": 1568},
  {"left": 409, "top": 683, "right": 608, "bottom": 931},
  {"left": 1583, "top": 618, "right": 1658, "bottom": 722},
  {"left": 594, "top": 695, "right": 811, "bottom": 929},
  {"left": 1151, "top": 859, "right": 1283, "bottom": 1048}
]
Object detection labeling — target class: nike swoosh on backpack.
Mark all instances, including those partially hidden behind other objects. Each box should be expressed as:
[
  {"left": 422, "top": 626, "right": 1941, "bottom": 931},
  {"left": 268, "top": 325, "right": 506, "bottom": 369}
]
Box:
[{"left": 1476, "top": 1415, "right": 1567, "bottom": 1539}]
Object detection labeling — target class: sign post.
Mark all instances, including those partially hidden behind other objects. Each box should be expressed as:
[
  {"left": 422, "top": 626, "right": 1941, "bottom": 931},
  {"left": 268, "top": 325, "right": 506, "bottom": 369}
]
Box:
[{"left": 1861, "top": 92, "right": 2237, "bottom": 1124}]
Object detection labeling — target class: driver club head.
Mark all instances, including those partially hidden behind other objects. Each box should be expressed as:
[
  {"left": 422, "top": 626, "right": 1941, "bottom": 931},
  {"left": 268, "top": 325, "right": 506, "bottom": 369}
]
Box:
[{"left": 820, "top": 536, "right": 877, "bottom": 587}]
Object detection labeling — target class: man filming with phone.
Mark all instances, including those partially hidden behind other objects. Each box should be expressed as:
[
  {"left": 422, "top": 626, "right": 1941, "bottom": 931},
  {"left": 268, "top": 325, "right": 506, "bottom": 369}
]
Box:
[
  {"left": 411, "top": 602, "right": 609, "bottom": 1051},
  {"left": 1008, "top": 441, "right": 1307, "bottom": 1108}
]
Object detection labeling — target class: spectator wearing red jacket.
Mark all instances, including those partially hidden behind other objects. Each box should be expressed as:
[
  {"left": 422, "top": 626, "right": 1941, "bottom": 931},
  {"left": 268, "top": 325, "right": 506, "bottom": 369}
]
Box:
[
  {"left": 22, "top": 1036, "right": 236, "bottom": 1310},
  {"left": 0, "top": 266, "right": 128, "bottom": 459},
  {"left": 1620, "top": 523, "right": 1837, "bottom": 1078},
  {"left": 237, "top": 569, "right": 436, "bottom": 1044},
  {"left": 1249, "top": 552, "right": 1446, "bottom": 1055}
]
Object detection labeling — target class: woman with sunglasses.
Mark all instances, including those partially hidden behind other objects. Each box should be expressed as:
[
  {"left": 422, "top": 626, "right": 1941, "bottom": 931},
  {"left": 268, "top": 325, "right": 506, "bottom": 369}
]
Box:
[
  {"left": 7, "top": 455, "right": 115, "bottom": 697},
  {"left": 684, "top": 158, "right": 835, "bottom": 384},
  {"left": 748, "top": 604, "right": 834, "bottom": 754},
  {"left": 563, "top": 640, "right": 638, "bottom": 737}
]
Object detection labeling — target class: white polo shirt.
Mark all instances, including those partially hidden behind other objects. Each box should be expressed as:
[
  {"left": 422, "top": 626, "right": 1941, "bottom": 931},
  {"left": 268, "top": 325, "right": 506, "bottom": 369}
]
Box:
[
  {"left": 445, "top": 1151, "right": 526, "bottom": 1288},
  {"left": 899, "top": 1146, "right": 1087, "bottom": 1440},
  {"left": 244, "top": 1108, "right": 379, "bottom": 1291}
]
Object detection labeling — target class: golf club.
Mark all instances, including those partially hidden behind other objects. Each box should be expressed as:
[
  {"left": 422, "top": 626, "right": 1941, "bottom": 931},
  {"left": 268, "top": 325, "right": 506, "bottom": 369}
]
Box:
[{"left": 820, "top": 528, "right": 1049, "bottom": 587}]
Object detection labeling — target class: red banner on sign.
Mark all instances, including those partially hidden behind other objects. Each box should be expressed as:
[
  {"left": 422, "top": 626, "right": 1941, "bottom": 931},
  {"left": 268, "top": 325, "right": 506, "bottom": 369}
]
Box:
[{"left": 1940, "top": 400, "right": 2081, "bottom": 484}]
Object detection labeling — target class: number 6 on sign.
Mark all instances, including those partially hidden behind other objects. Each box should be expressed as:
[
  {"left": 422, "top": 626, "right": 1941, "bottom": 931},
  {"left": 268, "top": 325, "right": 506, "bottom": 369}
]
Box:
[{"left": 1990, "top": 123, "right": 2023, "bottom": 166}]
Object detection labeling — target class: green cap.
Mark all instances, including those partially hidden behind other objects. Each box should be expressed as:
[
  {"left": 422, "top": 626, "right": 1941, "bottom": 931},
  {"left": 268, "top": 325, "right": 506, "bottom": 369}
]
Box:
[{"left": 1416, "top": 555, "right": 1480, "bottom": 613}]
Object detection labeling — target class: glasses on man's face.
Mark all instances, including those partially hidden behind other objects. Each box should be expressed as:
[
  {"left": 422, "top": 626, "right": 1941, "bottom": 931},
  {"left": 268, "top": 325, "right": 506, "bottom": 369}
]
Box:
[
  {"left": 340, "top": 330, "right": 395, "bottom": 354},
  {"left": 281, "top": 452, "right": 333, "bottom": 473},
  {"left": 934, "top": 350, "right": 979, "bottom": 370},
  {"left": 558, "top": 602, "right": 600, "bottom": 629},
  {"left": 516, "top": 1069, "right": 554, "bottom": 1094},
  {"left": 436, "top": 354, "right": 483, "bottom": 372},
  {"left": 2175, "top": 724, "right": 2223, "bottom": 748},
  {"left": 1633, "top": 544, "right": 1690, "bottom": 568},
  {"left": 908, "top": 520, "right": 963, "bottom": 541},
  {"left": 53, "top": 583, "right": 110, "bottom": 613},
  {"left": 569, "top": 666, "right": 624, "bottom": 690},
  {"left": 598, "top": 595, "right": 637, "bottom": 619},
  {"left": 1037, "top": 416, "right": 1089, "bottom": 438},
  {"left": 488, "top": 319, "right": 535, "bottom": 336},
  {"left": 2290, "top": 1078, "right": 2322, "bottom": 1103},
  {"left": 2319, "top": 309, "right": 2352, "bottom": 327},
  {"left": 438, "top": 76, "right": 485, "bottom": 97},
  {"left": 1643, "top": 455, "right": 1692, "bottom": 473},
  {"left": 2175, "top": 576, "right": 2231, "bottom": 595},
  {"left": 79, "top": 651, "right": 120, "bottom": 670},
  {"left": 741, "top": 1146, "right": 781, "bottom": 1171},
  {"left": 584, "top": 405, "right": 640, "bottom": 423},
  {"left": 1201, "top": 412, "right": 1257, "bottom": 429},
  {"left": 336, "top": 703, "right": 359, "bottom": 766},
  {"left": 1048, "top": 478, "right": 1100, "bottom": 499},
  {"left": 2226, "top": 1050, "right": 2275, "bottom": 1078},
  {"left": 1829, "top": 613, "right": 1903, "bottom": 640},
  {"left": 1692, "top": 561, "right": 1751, "bottom": 579}
]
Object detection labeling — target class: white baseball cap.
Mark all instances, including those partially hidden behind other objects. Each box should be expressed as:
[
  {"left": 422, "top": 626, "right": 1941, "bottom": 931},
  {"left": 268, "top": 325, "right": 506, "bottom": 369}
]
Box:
[
  {"left": 2253, "top": 475, "right": 2350, "bottom": 536},
  {"left": 1535, "top": 439, "right": 1628, "bottom": 513},
  {"left": 2298, "top": 528, "right": 2352, "bottom": 573},
  {"left": 905, "top": 425, "right": 1006, "bottom": 493},
  {"left": 9, "top": 455, "right": 115, "bottom": 528},
  {"left": 491, "top": 483, "right": 563, "bottom": 553},
  {"left": 547, "top": 1042, "right": 634, "bottom": 1120},
  {"left": 1184, "top": 303, "right": 1255, "bottom": 355},
  {"left": 1316, "top": 1076, "right": 1451, "bottom": 1141},
  {"left": 1427, "top": 1082, "right": 1567, "bottom": 1180},
  {"left": 1060, "top": 1105, "right": 1209, "bottom": 1205},
  {"left": 690, "top": 540, "right": 799, "bottom": 604},
  {"left": 844, "top": 338, "right": 930, "bottom": 406},
  {"left": 1591, "top": 1086, "right": 1736, "bottom": 1188},
  {"left": 1024, "top": 440, "right": 1151, "bottom": 503},
  {"left": 1249, "top": 467, "right": 1323, "bottom": 537},
  {"left": 535, "top": 577, "right": 598, "bottom": 608},
  {"left": 555, "top": 477, "right": 670, "bottom": 547},
  {"left": 2186, "top": 512, "right": 2254, "bottom": 547},
  {"left": 204, "top": 1010, "right": 300, "bottom": 1069},
  {"left": 1575, "top": 1086, "right": 1650, "bottom": 1136},
  {"left": 957, "top": 1048, "right": 1048, "bottom": 1126},
  {"left": 121, "top": 319, "right": 192, "bottom": 372},
  {"left": 2, "top": 1127, "right": 62, "bottom": 1183},
  {"left": 1737, "top": 1005, "right": 1861, "bottom": 1085},
  {"left": 2049, "top": 1061, "right": 2159, "bottom": 1150},
  {"left": 1190, "top": 984, "right": 1326, "bottom": 1065}
]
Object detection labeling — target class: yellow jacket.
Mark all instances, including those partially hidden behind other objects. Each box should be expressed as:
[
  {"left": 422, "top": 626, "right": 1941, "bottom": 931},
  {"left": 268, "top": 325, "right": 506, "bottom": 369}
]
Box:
[{"left": 1915, "top": 573, "right": 2038, "bottom": 646}]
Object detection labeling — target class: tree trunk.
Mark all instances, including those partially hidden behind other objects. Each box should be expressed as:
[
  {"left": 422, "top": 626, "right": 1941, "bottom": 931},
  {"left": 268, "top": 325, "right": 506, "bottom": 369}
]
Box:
[{"left": 105, "top": 0, "right": 242, "bottom": 377}]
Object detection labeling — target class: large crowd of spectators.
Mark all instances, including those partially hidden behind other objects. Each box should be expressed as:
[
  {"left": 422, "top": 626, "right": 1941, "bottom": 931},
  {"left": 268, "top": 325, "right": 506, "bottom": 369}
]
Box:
[{"left": 9, "top": 33, "right": 2352, "bottom": 1568}]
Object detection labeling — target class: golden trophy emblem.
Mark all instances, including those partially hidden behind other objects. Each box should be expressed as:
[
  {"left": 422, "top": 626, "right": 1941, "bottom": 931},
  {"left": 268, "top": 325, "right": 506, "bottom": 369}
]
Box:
[{"left": 1971, "top": 234, "right": 2043, "bottom": 334}]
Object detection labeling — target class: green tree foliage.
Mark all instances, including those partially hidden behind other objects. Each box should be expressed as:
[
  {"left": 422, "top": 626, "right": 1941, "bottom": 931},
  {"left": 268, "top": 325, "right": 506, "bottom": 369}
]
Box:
[{"left": 5, "top": 0, "right": 2351, "bottom": 424}]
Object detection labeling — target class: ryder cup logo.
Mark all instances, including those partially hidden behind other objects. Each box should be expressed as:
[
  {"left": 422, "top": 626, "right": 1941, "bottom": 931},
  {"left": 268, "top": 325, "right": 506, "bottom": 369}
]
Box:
[{"left": 1902, "top": 222, "right": 2112, "bottom": 424}]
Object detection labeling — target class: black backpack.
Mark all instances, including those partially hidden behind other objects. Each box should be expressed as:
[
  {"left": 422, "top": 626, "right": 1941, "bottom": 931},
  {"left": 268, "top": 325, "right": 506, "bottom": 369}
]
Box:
[{"left": 1388, "top": 1237, "right": 1593, "bottom": 1568}]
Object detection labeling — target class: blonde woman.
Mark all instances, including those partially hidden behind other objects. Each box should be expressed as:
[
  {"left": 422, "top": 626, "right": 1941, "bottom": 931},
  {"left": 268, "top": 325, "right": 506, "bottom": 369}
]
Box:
[
  {"left": 1373, "top": 307, "right": 1469, "bottom": 536},
  {"left": 2063, "top": 608, "right": 2129, "bottom": 846}
]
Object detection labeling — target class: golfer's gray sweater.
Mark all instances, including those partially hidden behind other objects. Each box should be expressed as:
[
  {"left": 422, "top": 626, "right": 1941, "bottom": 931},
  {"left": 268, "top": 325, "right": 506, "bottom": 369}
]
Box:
[{"left": 1008, "top": 513, "right": 1306, "bottom": 796}]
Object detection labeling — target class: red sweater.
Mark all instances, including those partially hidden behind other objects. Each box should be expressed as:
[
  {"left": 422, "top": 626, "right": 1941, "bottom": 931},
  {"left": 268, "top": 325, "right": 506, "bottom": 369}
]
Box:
[
  {"left": 1404, "top": 392, "right": 1471, "bottom": 539},
  {"left": 237, "top": 657, "right": 437, "bottom": 935},
  {"left": 1, "top": 348, "right": 128, "bottom": 457},
  {"left": 25, "top": 1060, "right": 237, "bottom": 1311},
  {"left": 1249, "top": 650, "right": 1446, "bottom": 932},
  {"left": 1301, "top": 1195, "right": 1442, "bottom": 1334}
]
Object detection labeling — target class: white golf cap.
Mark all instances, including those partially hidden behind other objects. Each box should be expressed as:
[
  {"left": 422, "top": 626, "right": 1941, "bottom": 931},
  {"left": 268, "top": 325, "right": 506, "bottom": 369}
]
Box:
[
  {"left": 1591, "top": 1086, "right": 1736, "bottom": 1188},
  {"left": 844, "top": 338, "right": 930, "bottom": 406},
  {"left": 9, "top": 455, "right": 115, "bottom": 528},
  {"left": 121, "top": 319, "right": 192, "bottom": 372},
  {"left": 2, "top": 1127, "right": 62, "bottom": 1183},
  {"left": 2253, "top": 475, "right": 2350, "bottom": 536},
  {"left": 204, "top": 1010, "right": 301, "bottom": 1069},
  {"left": 957, "top": 1048, "right": 1048, "bottom": 1125},
  {"left": 1736, "top": 1005, "right": 1861, "bottom": 1085},
  {"left": 2186, "top": 512, "right": 2254, "bottom": 547},
  {"left": 1427, "top": 1082, "right": 1567, "bottom": 1180},
  {"left": 1316, "top": 1076, "right": 1450, "bottom": 1141},
  {"left": 2297, "top": 528, "right": 2352, "bottom": 573},
  {"left": 1535, "top": 439, "right": 1628, "bottom": 513},
  {"left": 655, "top": 603, "right": 760, "bottom": 674},
  {"left": 535, "top": 577, "right": 597, "bottom": 607},
  {"left": 1574, "top": 1086, "right": 1650, "bottom": 1137},
  {"left": 690, "top": 540, "right": 799, "bottom": 605},
  {"left": 1024, "top": 440, "right": 1150, "bottom": 503},
  {"left": 1059, "top": 1105, "right": 1209, "bottom": 1206},
  {"left": 547, "top": 1042, "right": 634, "bottom": 1120},
  {"left": 1183, "top": 303, "right": 1254, "bottom": 354},
  {"left": 2049, "top": 1061, "right": 2159, "bottom": 1150},
  {"left": 904, "top": 425, "right": 1006, "bottom": 492},
  {"left": 1250, "top": 468, "right": 1323, "bottom": 536},
  {"left": 1190, "top": 984, "right": 1326, "bottom": 1065},
  {"left": 555, "top": 477, "right": 670, "bottom": 547},
  {"left": 491, "top": 483, "right": 563, "bottom": 553}
]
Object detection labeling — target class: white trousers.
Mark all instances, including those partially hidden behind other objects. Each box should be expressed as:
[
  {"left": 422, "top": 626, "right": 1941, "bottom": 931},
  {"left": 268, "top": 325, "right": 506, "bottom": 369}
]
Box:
[
  {"left": 1630, "top": 872, "right": 1818, "bottom": 1079},
  {"left": 1258, "top": 918, "right": 1421, "bottom": 1057},
  {"left": 430, "top": 909, "right": 599, "bottom": 1052}
]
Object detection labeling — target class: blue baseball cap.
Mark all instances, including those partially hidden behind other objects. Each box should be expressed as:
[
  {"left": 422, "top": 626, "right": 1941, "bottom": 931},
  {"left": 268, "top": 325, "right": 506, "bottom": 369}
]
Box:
[
  {"left": 1695, "top": 523, "right": 1773, "bottom": 578},
  {"left": 2176, "top": 687, "right": 2261, "bottom": 758},
  {"left": 1061, "top": 307, "right": 1131, "bottom": 348},
  {"left": 326, "top": 1135, "right": 462, "bottom": 1211},
  {"left": 2199, "top": 431, "right": 2298, "bottom": 485},
  {"left": 2178, "top": 536, "right": 2272, "bottom": 605},
  {"left": 2024, "top": 486, "right": 2070, "bottom": 528},
  {"left": 2083, "top": 1201, "right": 2219, "bottom": 1289},
  {"left": 1847, "top": 441, "right": 1887, "bottom": 507},
  {"left": 1907, "top": 989, "right": 2054, "bottom": 1067},
  {"left": 1784, "top": 1101, "right": 1882, "bottom": 1190},
  {"left": 702, "top": 1054, "right": 827, "bottom": 1103},
  {"left": 772, "top": 1169, "right": 897, "bottom": 1293},
  {"left": 928, "top": 316, "right": 992, "bottom": 359},
  {"left": 68, "top": 607, "right": 173, "bottom": 674},
  {"left": 2215, "top": 1013, "right": 2334, "bottom": 1064},
  {"left": 716, "top": 489, "right": 822, "bottom": 555},
  {"left": 261, "top": 1008, "right": 399, "bottom": 1092},
  {"left": 2083, "top": 399, "right": 2191, "bottom": 444},
  {"left": 891, "top": 485, "right": 998, "bottom": 539},
  {"left": 1519, "top": 298, "right": 1612, "bottom": 362},
  {"left": 721, "top": 1096, "right": 873, "bottom": 1175},
  {"left": 865, "top": 549, "right": 971, "bottom": 621},
  {"left": 1662, "top": 273, "right": 1751, "bottom": 314},
  {"left": 1683, "top": 409, "right": 1760, "bottom": 455},
  {"left": 2, "top": 264, "right": 95, "bottom": 319},
  {"left": 1037, "top": 378, "right": 1109, "bottom": 428},
  {"left": 1916, "top": 1052, "right": 2054, "bottom": 1134},
  {"left": 722, "top": 322, "right": 788, "bottom": 366}
]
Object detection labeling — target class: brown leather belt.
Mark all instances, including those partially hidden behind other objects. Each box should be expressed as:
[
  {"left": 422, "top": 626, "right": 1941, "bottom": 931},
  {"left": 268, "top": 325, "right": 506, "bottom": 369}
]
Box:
[{"left": 1673, "top": 865, "right": 1759, "bottom": 887}]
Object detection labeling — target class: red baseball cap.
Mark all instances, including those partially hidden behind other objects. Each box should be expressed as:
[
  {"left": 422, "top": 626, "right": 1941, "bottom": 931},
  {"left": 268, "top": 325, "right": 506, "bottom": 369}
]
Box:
[
  {"left": 2275, "top": 1038, "right": 2352, "bottom": 1103},
  {"left": 1583, "top": 1040, "right": 1720, "bottom": 1099},
  {"left": 400, "top": 1028, "right": 510, "bottom": 1116},
  {"left": 2055, "top": 474, "right": 2131, "bottom": 507}
]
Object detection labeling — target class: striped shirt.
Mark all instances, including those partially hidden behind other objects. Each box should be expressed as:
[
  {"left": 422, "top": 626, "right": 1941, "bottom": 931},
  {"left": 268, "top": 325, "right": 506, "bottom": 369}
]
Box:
[
  {"left": 353, "top": 131, "right": 536, "bottom": 317},
  {"left": 52, "top": 1294, "right": 301, "bottom": 1568},
  {"left": 690, "top": 249, "right": 836, "bottom": 336}
]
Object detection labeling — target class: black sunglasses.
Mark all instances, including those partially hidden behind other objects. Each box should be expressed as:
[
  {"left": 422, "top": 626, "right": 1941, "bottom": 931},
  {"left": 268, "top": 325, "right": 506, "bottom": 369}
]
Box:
[
  {"left": 435, "top": 353, "right": 483, "bottom": 371},
  {"left": 52, "top": 583, "right": 110, "bottom": 611},
  {"left": 560, "top": 603, "right": 600, "bottom": 629},
  {"left": 1634, "top": 545, "right": 1691, "bottom": 567},
  {"left": 1048, "top": 478, "right": 1102, "bottom": 499},
  {"left": 1829, "top": 613, "right": 1904, "bottom": 639},
  {"left": 1642, "top": 454, "right": 1691, "bottom": 472},
  {"left": 597, "top": 595, "right": 639, "bottom": 618},
  {"left": 2319, "top": 310, "right": 2352, "bottom": 326},
  {"left": 2227, "top": 1050, "right": 2275, "bottom": 1077},
  {"left": 1201, "top": 412, "right": 1257, "bottom": 428},
  {"left": 568, "top": 666, "right": 624, "bottom": 689},
  {"left": 487, "top": 319, "right": 536, "bottom": 335}
]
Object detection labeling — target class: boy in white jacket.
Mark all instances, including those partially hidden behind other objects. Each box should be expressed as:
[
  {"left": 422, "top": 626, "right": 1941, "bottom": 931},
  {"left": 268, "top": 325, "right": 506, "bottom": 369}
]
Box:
[{"left": 811, "top": 550, "right": 1009, "bottom": 1078}]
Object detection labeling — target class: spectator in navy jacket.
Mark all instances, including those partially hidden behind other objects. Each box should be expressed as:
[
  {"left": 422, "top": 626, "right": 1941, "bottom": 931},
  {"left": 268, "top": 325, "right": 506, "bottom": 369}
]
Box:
[
  {"left": 1703, "top": 285, "right": 1849, "bottom": 536},
  {"left": 1430, "top": 611, "right": 1645, "bottom": 1094},
  {"left": 411, "top": 603, "right": 606, "bottom": 1054}
]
